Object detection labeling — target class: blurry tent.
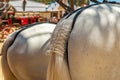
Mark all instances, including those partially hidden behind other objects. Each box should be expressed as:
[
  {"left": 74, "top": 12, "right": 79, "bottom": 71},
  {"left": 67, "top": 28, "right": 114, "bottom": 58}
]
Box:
[
  {"left": 9, "top": 0, "right": 65, "bottom": 19},
  {"left": 9, "top": 0, "right": 63, "bottom": 12},
  {"left": 9, "top": 0, "right": 48, "bottom": 12}
]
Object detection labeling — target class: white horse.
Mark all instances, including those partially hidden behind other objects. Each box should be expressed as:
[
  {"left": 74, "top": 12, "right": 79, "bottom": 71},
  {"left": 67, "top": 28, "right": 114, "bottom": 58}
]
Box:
[
  {"left": 47, "top": 3, "right": 120, "bottom": 80},
  {"left": 1, "top": 22, "right": 56, "bottom": 80}
]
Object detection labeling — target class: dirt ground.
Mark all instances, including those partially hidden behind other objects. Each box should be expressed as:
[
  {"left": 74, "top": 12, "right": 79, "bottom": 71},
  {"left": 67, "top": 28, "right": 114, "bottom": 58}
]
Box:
[{"left": 0, "top": 42, "right": 4, "bottom": 80}]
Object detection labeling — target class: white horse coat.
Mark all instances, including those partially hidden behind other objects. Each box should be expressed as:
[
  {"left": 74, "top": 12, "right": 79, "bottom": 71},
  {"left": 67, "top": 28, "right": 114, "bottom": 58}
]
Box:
[
  {"left": 47, "top": 3, "right": 120, "bottom": 80},
  {"left": 1, "top": 22, "right": 56, "bottom": 80}
]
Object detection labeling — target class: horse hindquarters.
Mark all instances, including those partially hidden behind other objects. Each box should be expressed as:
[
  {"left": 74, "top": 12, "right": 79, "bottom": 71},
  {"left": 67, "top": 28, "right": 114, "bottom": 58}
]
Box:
[
  {"left": 68, "top": 4, "right": 120, "bottom": 80},
  {"left": 1, "top": 56, "right": 17, "bottom": 80},
  {"left": 6, "top": 23, "right": 56, "bottom": 80},
  {"left": 1, "top": 32, "right": 18, "bottom": 80},
  {"left": 1, "top": 23, "right": 56, "bottom": 80},
  {"left": 7, "top": 37, "right": 50, "bottom": 80}
]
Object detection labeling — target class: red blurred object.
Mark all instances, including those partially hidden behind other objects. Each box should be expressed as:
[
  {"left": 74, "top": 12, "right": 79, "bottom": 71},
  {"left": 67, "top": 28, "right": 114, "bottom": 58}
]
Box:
[
  {"left": 8, "top": 19, "right": 12, "bottom": 25},
  {"left": 21, "top": 17, "right": 28, "bottom": 26},
  {"left": 30, "top": 17, "right": 36, "bottom": 23}
]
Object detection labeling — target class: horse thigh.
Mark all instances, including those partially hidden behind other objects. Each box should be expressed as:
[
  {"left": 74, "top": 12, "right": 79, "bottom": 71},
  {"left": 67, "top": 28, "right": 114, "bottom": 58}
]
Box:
[
  {"left": 7, "top": 35, "right": 50, "bottom": 80},
  {"left": 68, "top": 26, "right": 120, "bottom": 80}
]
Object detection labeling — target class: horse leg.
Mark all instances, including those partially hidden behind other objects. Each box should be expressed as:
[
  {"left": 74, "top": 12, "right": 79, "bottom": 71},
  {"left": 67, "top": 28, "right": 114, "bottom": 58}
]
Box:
[{"left": 1, "top": 56, "right": 17, "bottom": 80}]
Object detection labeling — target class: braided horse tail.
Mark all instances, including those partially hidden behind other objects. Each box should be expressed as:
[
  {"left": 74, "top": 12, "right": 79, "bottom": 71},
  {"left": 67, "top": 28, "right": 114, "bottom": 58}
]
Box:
[{"left": 46, "top": 19, "right": 73, "bottom": 80}]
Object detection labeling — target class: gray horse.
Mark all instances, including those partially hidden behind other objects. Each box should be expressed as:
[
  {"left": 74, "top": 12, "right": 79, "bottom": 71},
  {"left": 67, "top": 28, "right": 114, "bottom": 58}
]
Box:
[
  {"left": 47, "top": 3, "right": 120, "bottom": 80},
  {"left": 1, "top": 22, "right": 56, "bottom": 80}
]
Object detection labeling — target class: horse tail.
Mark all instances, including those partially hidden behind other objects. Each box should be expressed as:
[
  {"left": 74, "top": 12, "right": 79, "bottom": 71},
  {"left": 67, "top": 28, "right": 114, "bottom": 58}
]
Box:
[
  {"left": 47, "top": 21, "right": 72, "bottom": 80},
  {"left": 47, "top": 53, "right": 71, "bottom": 80}
]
